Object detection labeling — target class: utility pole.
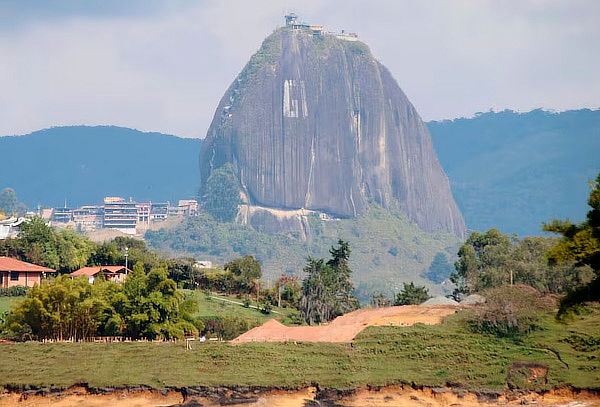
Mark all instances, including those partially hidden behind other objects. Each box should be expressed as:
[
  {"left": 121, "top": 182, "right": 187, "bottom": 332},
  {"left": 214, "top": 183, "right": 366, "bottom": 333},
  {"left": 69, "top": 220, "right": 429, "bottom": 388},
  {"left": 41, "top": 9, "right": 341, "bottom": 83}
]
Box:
[{"left": 125, "top": 247, "right": 129, "bottom": 270}]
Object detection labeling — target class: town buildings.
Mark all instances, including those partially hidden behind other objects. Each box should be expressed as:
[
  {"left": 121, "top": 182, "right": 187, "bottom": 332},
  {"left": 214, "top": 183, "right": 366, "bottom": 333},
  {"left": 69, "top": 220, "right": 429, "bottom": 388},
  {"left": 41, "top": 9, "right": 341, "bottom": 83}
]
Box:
[
  {"left": 0, "top": 256, "right": 56, "bottom": 288},
  {"left": 103, "top": 197, "right": 138, "bottom": 234},
  {"left": 44, "top": 196, "right": 199, "bottom": 234}
]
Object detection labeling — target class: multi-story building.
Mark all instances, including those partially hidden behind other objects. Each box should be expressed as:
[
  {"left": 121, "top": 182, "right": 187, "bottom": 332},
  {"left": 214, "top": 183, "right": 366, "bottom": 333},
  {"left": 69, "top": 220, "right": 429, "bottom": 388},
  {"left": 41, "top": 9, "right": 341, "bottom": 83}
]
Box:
[
  {"left": 103, "top": 197, "right": 138, "bottom": 234},
  {"left": 72, "top": 205, "right": 104, "bottom": 232},
  {"left": 150, "top": 202, "right": 169, "bottom": 222},
  {"left": 178, "top": 199, "right": 199, "bottom": 216},
  {"left": 168, "top": 199, "right": 199, "bottom": 217},
  {"left": 136, "top": 202, "right": 151, "bottom": 227},
  {"left": 51, "top": 207, "right": 73, "bottom": 224}
]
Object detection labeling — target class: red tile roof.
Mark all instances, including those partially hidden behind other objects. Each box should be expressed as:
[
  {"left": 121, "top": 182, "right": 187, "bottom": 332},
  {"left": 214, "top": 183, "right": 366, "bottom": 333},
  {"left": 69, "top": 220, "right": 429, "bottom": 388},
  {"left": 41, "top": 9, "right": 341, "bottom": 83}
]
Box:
[
  {"left": 70, "top": 266, "right": 130, "bottom": 277},
  {"left": 0, "top": 256, "right": 56, "bottom": 273}
]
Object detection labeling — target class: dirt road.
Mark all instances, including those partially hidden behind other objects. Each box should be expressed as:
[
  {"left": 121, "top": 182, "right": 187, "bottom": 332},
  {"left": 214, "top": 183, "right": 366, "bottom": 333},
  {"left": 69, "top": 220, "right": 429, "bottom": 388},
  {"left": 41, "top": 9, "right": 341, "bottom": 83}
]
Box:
[{"left": 231, "top": 305, "right": 458, "bottom": 343}]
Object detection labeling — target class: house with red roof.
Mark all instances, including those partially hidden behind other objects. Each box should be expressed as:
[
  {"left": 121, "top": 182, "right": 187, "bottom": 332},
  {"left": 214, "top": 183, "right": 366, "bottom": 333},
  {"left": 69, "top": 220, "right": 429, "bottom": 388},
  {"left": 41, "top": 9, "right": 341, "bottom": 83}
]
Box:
[
  {"left": 0, "top": 256, "right": 56, "bottom": 288},
  {"left": 70, "top": 266, "right": 131, "bottom": 284}
]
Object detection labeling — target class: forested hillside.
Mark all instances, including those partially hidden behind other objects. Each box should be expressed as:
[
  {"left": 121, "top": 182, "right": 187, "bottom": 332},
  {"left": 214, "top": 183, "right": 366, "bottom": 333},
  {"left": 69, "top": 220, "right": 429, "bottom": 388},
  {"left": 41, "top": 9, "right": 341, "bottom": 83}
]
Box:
[
  {"left": 429, "top": 109, "right": 600, "bottom": 236},
  {"left": 0, "top": 126, "right": 202, "bottom": 207}
]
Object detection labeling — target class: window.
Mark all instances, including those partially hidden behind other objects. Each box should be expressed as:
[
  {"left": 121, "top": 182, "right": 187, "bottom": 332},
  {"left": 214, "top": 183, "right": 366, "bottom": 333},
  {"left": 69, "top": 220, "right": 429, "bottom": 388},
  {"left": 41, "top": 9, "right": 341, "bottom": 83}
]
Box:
[{"left": 10, "top": 271, "right": 19, "bottom": 281}]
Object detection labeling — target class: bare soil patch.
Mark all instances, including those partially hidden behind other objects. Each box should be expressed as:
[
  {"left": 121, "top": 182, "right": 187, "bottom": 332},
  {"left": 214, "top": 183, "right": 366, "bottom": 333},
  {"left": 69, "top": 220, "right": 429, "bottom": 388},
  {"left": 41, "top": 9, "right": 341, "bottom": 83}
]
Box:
[{"left": 232, "top": 305, "right": 458, "bottom": 343}]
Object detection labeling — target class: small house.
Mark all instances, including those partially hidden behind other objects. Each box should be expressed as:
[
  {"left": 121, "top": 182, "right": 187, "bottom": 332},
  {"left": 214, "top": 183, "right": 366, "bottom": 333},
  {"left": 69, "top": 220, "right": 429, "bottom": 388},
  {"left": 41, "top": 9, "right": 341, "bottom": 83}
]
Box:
[
  {"left": 0, "top": 256, "right": 56, "bottom": 288},
  {"left": 70, "top": 266, "right": 131, "bottom": 284}
]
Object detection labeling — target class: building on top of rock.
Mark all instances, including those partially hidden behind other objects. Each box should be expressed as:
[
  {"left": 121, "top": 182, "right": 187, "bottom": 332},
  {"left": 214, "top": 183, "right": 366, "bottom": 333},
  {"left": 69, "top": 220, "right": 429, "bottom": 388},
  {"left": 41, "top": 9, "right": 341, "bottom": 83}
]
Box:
[{"left": 284, "top": 12, "right": 348, "bottom": 38}]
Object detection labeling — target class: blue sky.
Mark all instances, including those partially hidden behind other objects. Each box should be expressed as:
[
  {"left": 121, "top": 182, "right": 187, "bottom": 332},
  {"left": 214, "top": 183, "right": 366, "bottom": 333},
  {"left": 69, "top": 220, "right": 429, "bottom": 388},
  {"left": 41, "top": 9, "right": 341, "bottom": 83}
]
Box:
[{"left": 1, "top": 0, "right": 599, "bottom": 138}]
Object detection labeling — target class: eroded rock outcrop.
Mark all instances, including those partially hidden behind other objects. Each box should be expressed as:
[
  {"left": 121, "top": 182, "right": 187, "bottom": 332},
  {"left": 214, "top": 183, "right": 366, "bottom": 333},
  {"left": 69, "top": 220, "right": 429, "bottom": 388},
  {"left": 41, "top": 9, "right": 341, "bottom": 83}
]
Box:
[{"left": 200, "top": 26, "right": 465, "bottom": 237}]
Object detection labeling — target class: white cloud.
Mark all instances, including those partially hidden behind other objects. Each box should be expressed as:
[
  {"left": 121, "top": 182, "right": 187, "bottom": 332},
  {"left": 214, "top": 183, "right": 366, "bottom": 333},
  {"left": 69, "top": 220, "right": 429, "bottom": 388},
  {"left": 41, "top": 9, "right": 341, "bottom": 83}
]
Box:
[{"left": 1, "top": 0, "right": 599, "bottom": 138}]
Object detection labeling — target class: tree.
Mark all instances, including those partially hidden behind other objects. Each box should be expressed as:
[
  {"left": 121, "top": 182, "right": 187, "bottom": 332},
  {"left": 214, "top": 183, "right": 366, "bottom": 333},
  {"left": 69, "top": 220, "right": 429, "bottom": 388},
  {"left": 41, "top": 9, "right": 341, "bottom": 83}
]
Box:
[
  {"left": 449, "top": 229, "right": 590, "bottom": 297},
  {"left": 1, "top": 264, "right": 203, "bottom": 341},
  {"left": 2, "top": 217, "right": 96, "bottom": 272},
  {"left": 299, "top": 258, "right": 333, "bottom": 325},
  {"left": 326, "top": 240, "right": 359, "bottom": 314},
  {"left": 299, "top": 241, "right": 359, "bottom": 325},
  {"left": 451, "top": 229, "right": 513, "bottom": 294},
  {"left": 273, "top": 275, "right": 301, "bottom": 308},
  {"left": 544, "top": 173, "right": 600, "bottom": 272},
  {"left": 1, "top": 276, "right": 115, "bottom": 341},
  {"left": 371, "top": 293, "right": 392, "bottom": 307},
  {"left": 0, "top": 188, "right": 27, "bottom": 216},
  {"left": 203, "top": 163, "right": 241, "bottom": 222},
  {"left": 224, "top": 255, "right": 262, "bottom": 294},
  {"left": 544, "top": 173, "right": 600, "bottom": 313},
  {"left": 394, "top": 282, "right": 431, "bottom": 305}
]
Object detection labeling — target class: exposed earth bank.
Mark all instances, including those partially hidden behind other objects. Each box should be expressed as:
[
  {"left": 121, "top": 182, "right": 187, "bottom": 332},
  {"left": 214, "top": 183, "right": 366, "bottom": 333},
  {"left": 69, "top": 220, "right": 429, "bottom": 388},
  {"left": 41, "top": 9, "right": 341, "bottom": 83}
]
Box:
[{"left": 1, "top": 384, "right": 599, "bottom": 407}]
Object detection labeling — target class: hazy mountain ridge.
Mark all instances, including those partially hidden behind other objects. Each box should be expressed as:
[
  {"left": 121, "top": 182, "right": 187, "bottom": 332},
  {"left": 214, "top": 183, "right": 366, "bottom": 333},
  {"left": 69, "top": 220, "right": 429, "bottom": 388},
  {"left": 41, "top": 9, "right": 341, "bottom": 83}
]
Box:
[
  {"left": 0, "top": 126, "right": 202, "bottom": 207},
  {"left": 1, "top": 109, "right": 597, "bottom": 237},
  {"left": 429, "top": 108, "right": 600, "bottom": 236}
]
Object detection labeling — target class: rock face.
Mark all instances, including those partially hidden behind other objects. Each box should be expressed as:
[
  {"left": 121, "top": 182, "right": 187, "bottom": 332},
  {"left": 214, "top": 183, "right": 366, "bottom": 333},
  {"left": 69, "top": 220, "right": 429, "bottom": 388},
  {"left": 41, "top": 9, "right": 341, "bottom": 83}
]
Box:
[{"left": 200, "top": 27, "right": 465, "bottom": 237}]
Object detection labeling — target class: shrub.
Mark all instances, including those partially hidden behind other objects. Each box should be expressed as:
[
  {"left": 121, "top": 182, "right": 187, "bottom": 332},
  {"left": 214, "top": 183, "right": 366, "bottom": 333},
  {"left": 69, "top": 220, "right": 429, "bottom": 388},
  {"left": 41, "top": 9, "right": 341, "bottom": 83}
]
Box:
[
  {"left": 469, "top": 285, "right": 554, "bottom": 337},
  {"left": 557, "top": 276, "right": 600, "bottom": 319},
  {"left": 199, "top": 315, "right": 261, "bottom": 340},
  {"left": 0, "top": 286, "right": 29, "bottom": 297},
  {"left": 394, "top": 282, "right": 431, "bottom": 305},
  {"left": 259, "top": 301, "right": 272, "bottom": 315}
]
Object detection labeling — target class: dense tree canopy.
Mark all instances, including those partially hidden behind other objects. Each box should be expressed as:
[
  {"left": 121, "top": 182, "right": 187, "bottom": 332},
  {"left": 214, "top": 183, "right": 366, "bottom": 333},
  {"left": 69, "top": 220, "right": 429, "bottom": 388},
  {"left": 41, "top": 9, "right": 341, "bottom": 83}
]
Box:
[
  {"left": 0, "top": 218, "right": 168, "bottom": 274},
  {"left": 544, "top": 172, "right": 600, "bottom": 312},
  {"left": 203, "top": 164, "right": 241, "bottom": 222},
  {"left": 299, "top": 240, "right": 359, "bottom": 325},
  {"left": 544, "top": 173, "right": 600, "bottom": 273},
  {"left": 450, "top": 229, "right": 593, "bottom": 296},
  {"left": 1, "top": 266, "right": 203, "bottom": 341},
  {"left": 224, "top": 256, "right": 261, "bottom": 290}
]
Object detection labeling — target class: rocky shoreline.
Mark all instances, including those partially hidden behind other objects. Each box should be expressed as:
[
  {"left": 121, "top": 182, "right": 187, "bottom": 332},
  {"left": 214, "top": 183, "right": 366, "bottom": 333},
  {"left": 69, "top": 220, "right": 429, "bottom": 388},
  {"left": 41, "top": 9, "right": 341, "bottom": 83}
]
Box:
[{"left": 1, "top": 383, "right": 599, "bottom": 407}]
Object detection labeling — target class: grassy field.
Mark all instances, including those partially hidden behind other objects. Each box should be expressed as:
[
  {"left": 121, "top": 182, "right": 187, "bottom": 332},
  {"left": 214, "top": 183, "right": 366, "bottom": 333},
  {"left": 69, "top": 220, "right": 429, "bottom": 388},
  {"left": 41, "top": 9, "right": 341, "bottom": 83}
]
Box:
[
  {"left": 0, "top": 292, "right": 295, "bottom": 325},
  {"left": 186, "top": 290, "right": 298, "bottom": 324},
  {"left": 0, "top": 296, "right": 23, "bottom": 316},
  {"left": 0, "top": 307, "right": 598, "bottom": 390}
]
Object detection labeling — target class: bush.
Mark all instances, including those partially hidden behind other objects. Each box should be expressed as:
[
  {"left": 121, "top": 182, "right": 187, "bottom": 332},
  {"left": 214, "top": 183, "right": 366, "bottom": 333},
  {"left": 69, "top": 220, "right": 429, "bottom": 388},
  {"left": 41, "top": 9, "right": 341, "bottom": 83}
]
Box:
[
  {"left": 259, "top": 301, "right": 272, "bottom": 315},
  {"left": 0, "top": 286, "right": 29, "bottom": 297},
  {"left": 557, "top": 276, "right": 600, "bottom": 319},
  {"left": 199, "top": 315, "right": 261, "bottom": 340},
  {"left": 394, "top": 282, "right": 431, "bottom": 305},
  {"left": 468, "top": 285, "right": 554, "bottom": 337}
]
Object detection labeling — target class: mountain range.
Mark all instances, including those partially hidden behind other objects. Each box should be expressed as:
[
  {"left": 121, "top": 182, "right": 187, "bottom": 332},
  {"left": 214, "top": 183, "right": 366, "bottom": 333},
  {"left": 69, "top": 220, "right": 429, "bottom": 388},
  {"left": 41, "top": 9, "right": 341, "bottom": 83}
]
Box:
[{"left": 1, "top": 108, "right": 598, "bottom": 236}]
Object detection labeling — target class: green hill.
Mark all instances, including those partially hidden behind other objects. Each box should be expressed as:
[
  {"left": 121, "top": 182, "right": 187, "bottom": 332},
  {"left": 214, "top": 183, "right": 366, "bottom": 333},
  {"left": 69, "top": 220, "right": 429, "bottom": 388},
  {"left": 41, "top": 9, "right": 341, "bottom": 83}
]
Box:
[
  {"left": 145, "top": 206, "right": 460, "bottom": 302},
  {"left": 429, "top": 109, "right": 600, "bottom": 236},
  {"left": 0, "top": 126, "right": 201, "bottom": 208}
]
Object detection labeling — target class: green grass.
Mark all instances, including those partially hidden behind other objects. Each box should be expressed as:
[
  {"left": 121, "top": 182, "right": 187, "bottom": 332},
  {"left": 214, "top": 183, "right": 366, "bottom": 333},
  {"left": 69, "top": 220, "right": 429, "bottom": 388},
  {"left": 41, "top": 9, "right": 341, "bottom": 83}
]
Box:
[
  {"left": 0, "top": 296, "right": 23, "bottom": 316},
  {"left": 1, "top": 307, "right": 598, "bottom": 390},
  {"left": 186, "top": 290, "right": 298, "bottom": 323}
]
